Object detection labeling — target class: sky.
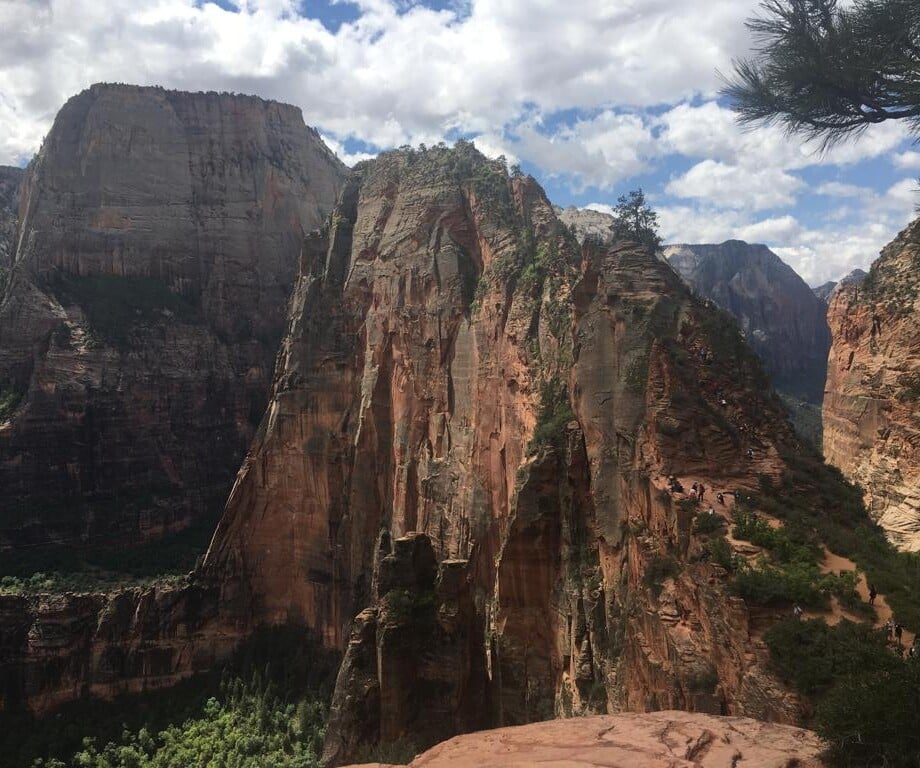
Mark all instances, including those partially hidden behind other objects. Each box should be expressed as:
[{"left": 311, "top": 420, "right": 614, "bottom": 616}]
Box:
[{"left": 0, "top": 0, "right": 917, "bottom": 286}]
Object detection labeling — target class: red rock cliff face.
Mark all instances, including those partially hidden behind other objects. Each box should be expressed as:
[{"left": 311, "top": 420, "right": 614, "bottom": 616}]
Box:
[
  {"left": 824, "top": 218, "right": 920, "bottom": 550},
  {"left": 0, "top": 84, "right": 346, "bottom": 548},
  {"left": 194, "top": 145, "right": 805, "bottom": 765}
]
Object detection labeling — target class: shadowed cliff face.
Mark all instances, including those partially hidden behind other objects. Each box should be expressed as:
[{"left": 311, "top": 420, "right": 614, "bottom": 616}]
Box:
[
  {"left": 663, "top": 242, "right": 831, "bottom": 406},
  {"left": 824, "top": 219, "right": 920, "bottom": 550},
  {"left": 0, "top": 166, "right": 23, "bottom": 293},
  {"left": 194, "top": 146, "right": 806, "bottom": 764},
  {"left": 0, "top": 84, "right": 346, "bottom": 549}
]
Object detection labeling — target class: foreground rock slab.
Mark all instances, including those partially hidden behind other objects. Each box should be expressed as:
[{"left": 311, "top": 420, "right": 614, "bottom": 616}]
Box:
[{"left": 342, "top": 711, "right": 825, "bottom": 768}]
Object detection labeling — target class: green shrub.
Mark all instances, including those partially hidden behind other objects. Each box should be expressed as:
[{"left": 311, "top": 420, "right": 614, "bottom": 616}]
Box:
[
  {"left": 693, "top": 511, "right": 725, "bottom": 535},
  {"left": 0, "top": 382, "right": 22, "bottom": 421},
  {"left": 529, "top": 377, "right": 575, "bottom": 454},
  {"left": 753, "top": 451, "right": 920, "bottom": 631},
  {"left": 817, "top": 660, "right": 920, "bottom": 768},
  {"left": 765, "top": 618, "right": 896, "bottom": 697},
  {"left": 707, "top": 537, "right": 738, "bottom": 572}
]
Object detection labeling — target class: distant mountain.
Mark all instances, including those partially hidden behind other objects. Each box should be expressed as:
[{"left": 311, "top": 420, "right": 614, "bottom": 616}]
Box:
[
  {"left": 663, "top": 241, "right": 832, "bottom": 406},
  {"left": 813, "top": 269, "right": 867, "bottom": 303}
]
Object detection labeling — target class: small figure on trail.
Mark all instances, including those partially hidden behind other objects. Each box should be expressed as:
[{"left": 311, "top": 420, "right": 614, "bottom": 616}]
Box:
[
  {"left": 746, "top": 448, "right": 754, "bottom": 460},
  {"left": 720, "top": 398, "right": 728, "bottom": 407},
  {"left": 868, "top": 584, "right": 878, "bottom": 605},
  {"left": 793, "top": 604, "right": 803, "bottom": 620},
  {"left": 699, "top": 484, "right": 706, "bottom": 502},
  {"left": 707, "top": 506, "right": 715, "bottom": 516},
  {"left": 909, "top": 643, "right": 916, "bottom": 659},
  {"left": 689, "top": 486, "right": 698, "bottom": 500},
  {"left": 886, "top": 619, "right": 895, "bottom": 638},
  {"left": 895, "top": 623, "right": 903, "bottom": 644},
  {"left": 717, "top": 492, "right": 725, "bottom": 506}
]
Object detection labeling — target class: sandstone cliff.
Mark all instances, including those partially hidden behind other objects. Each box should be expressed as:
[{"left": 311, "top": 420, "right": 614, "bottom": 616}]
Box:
[
  {"left": 663, "top": 242, "right": 831, "bottom": 406},
  {"left": 0, "top": 83, "right": 346, "bottom": 549},
  {"left": 191, "top": 145, "right": 808, "bottom": 765},
  {"left": 824, "top": 218, "right": 920, "bottom": 550},
  {"left": 0, "top": 165, "right": 23, "bottom": 293},
  {"left": 342, "top": 711, "right": 826, "bottom": 768}
]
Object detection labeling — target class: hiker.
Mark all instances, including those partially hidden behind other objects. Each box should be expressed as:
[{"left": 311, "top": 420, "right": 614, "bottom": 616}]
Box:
[
  {"left": 886, "top": 619, "right": 895, "bottom": 638},
  {"left": 793, "top": 604, "right": 803, "bottom": 620},
  {"left": 909, "top": 644, "right": 916, "bottom": 659},
  {"left": 689, "top": 486, "right": 698, "bottom": 500},
  {"left": 708, "top": 506, "right": 715, "bottom": 516},
  {"left": 698, "top": 484, "right": 706, "bottom": 502},
  {"left": 868, "top": 584, "right": 877, "bottom": 605},
  {"left": 717, "top": 492, "right": 725, "bottom": 506},
  {"left": 896, "top": 623, "right": 903, "bottom": 644},
  {"left": 746, "top": 448, "right": 754, "bottom": 460}
]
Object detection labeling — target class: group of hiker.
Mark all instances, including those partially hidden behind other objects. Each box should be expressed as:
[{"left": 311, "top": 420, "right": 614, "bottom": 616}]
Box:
[{"left": 667, "top": 476, "right": 748, "bottom": 511}]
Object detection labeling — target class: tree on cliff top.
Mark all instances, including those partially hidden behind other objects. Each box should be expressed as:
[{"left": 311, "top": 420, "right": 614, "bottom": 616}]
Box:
[
  {"left": 721, "top": 0, "right": 920, "bottom": 147},
  {"left": 611, "top": 188, "right": 662, "bottom": 251}
]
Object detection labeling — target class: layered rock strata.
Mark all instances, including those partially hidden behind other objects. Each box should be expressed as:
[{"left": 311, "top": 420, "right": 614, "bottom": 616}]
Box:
[
  {"left": 0, "top": 578, "right": 232, "bottom": 714},
  {"left": 341, "top": 711, "right": 827, "bottom": 768},
  {"left": 193, "top": 145, "right": 805, "bottom": 764},
  {"left": 0, "top": 83, "right": 346, "bottom": 548},
  {"left": 824, "top": 219, "right": 920, "bottom": 549}
]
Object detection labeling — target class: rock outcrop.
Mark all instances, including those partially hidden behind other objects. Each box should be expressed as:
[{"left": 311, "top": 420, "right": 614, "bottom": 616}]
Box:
[
  {"left": 0, "top": 83, "right": 346, "bottom": 549},
  {"left": 193, "top": 144, "right": 807, "bottom": 765},
  {"left": 824, "top": 219, "right": 920, "bottom": 550},
  {"left": 0, "top": 578, "right": 234, "bottom": 714},
  {"left": 663, "top": 242, "right": 831, "bottom": 406},
  {"left": 0, "top": 165, "right": 23, "bottom": 292},
  {"left": 341, "top": 711, "right": 826, "bottom": 768}
]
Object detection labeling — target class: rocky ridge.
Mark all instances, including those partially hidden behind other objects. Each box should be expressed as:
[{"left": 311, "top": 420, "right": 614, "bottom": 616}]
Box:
[
  {"left": 824, "top": 219, "right": 920, "bottom": 550},
  {"left": 0, "top": 83, "right": 346, "bottom": 549}
]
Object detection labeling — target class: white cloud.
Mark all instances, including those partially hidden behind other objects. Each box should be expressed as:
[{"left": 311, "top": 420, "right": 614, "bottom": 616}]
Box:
[
  {"left": 893, "top": 151, "right": 920, "bottom": 170},
  {"left": 665, "top": 160, "right": 804, "bottom": 211},
  {"left": 0, "top": 0, "right": 916, "bottom": 290}
]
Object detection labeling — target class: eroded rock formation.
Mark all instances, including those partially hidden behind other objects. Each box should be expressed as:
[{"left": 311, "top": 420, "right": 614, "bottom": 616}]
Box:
[
  {"left": 188, "top": 145, "right": 807, "bottom": 765},
  {"left": 824, "top": 219, "right": 920, "bottom": 550},
  {"left": 341, "top": 711, "right": 826, "bottom": 768},
  {"left": 0, "top": 83, "right": 346, "bottom": 548}
]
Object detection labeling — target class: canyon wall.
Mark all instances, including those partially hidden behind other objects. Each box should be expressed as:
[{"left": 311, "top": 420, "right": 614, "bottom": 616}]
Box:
[
  {"left": 824, "top": 219, "right": 920, "bottom": 550},
  {"left": 0, "top": 83, "right": 346, "bottom": 549}
]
